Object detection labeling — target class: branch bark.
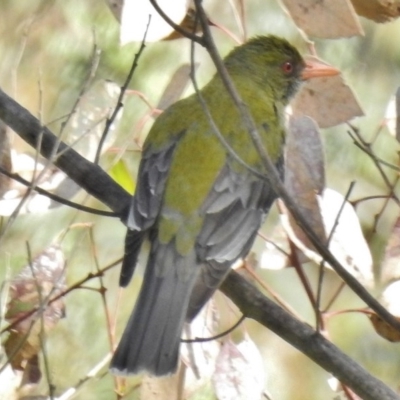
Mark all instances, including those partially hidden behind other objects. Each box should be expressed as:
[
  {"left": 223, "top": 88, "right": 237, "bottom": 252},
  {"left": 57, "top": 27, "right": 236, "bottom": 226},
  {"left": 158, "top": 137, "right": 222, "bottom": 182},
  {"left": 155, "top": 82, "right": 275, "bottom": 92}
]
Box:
[
  {"left": 0, "top": 88, "right": 130, "bottom": 217},
  {"left": 221, "top": 271, "right": 399, "bottom": 400}
]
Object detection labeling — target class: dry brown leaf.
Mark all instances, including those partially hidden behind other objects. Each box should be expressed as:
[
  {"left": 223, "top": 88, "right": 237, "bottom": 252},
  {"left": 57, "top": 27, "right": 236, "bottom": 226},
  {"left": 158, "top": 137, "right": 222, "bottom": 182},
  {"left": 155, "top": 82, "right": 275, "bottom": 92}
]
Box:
[
  {"left": 292, "top": 68, "right": 364, "bottom": 128},
  {"left": 163, "top": 8, "right": 203, "bottom": 40},
  {"left": 369, "top": 313, "right": 400, "bottom": 342},
  {"left": 284, "top": 116, "right": 326, "bottom": 249},
  {"left": 281, "top": 0, "right": 363, "bottom": 38},
  {"left": 4, "top": 245, "right": 66, "bottom": 373},
  {"left": 283, "top": 118, "right": 373, "bottom": 284},
  {"left": 350, "top": 0, "right": 400, "bottom": 22},
  {"left": 288, "top": 116, "right": 325, "bottom": 193}
]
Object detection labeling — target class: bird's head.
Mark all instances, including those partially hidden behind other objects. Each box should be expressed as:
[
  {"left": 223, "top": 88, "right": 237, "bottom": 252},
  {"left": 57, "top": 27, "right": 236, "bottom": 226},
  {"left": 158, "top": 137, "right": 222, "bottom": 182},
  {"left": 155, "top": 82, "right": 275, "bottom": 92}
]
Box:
[{"left": 224, "top": 35, "right": 339, "bottom": 103}]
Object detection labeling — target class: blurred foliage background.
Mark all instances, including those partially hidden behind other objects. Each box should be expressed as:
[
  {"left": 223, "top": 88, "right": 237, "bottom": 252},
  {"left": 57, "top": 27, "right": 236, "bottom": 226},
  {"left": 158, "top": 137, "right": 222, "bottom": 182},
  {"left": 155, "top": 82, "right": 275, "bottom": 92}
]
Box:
[{"left": 1, "top": 0, "right": 400, "bottom": 399}]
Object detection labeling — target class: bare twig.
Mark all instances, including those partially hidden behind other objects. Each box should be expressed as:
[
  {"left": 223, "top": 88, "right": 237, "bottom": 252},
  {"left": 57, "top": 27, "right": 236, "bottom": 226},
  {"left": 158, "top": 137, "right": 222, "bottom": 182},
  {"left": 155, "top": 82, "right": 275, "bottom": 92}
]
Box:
[{"left": 94, "top": 17, "right": 150, "bottom": 164}]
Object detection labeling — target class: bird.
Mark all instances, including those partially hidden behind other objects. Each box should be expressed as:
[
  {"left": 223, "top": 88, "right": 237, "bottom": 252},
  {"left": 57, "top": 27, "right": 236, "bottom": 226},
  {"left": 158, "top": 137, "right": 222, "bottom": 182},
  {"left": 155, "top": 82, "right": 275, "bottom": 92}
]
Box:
[{"left": 110, "top": 35, "right": 339, "bottom": 376}]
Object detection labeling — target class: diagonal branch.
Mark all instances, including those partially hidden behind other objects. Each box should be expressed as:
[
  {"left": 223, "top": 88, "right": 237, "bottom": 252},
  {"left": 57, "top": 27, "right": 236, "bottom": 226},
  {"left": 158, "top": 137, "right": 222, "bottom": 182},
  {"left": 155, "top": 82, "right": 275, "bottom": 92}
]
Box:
[
  {"left": 221, "top": 271, "right": 399, "bottom": 400},
  {"left": 0, "top": 88, "right": 131, "bottom": 217}
]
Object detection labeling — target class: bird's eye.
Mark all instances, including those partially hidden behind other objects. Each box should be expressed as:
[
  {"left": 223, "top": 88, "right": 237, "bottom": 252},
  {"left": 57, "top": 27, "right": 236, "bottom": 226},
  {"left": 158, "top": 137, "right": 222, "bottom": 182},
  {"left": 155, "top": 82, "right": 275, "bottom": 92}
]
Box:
[{"left": 282, "top": 61, "right": 294, "bottom": 74}]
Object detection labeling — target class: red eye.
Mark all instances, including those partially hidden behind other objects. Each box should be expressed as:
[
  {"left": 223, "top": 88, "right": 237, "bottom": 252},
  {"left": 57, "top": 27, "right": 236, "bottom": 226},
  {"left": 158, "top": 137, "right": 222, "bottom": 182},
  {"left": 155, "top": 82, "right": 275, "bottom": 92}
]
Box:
[{"left": 282, "top": 61, "right": 293, "bottom": 74}]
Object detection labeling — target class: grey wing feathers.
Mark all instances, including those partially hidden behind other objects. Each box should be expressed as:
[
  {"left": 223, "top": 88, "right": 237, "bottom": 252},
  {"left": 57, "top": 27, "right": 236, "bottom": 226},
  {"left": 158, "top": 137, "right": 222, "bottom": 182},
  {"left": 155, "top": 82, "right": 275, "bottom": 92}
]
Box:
[
  {"left": 126, "top": 141, "right": 177, "bottom": 231},
  {"left": 187, "top": 158, "right": 283, "bottom": 320},
  {"left": 119, "top": 140, "right": 179, "bottom": 287}
]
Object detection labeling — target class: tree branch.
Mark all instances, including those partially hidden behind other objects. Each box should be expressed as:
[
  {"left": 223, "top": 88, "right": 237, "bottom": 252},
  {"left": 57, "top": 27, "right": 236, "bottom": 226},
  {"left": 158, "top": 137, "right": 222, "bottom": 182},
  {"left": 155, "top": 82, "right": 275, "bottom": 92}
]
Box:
[
  {"left": 221, "top": 271, "right": 399, "bottom": 400},
  {"left": 0, "top": 88, "right": 131, "bottom": 217}
]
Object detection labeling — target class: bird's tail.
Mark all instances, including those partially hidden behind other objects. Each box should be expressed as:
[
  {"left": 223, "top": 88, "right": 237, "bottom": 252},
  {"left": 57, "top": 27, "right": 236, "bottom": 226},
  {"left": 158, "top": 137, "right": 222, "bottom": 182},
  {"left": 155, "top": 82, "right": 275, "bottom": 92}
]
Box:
[
  {"left": 111, "top": 241, "right": 198, "bottom": 376},
  {"left": 119, "top": 229, "right": 145, "bottom": 287}
]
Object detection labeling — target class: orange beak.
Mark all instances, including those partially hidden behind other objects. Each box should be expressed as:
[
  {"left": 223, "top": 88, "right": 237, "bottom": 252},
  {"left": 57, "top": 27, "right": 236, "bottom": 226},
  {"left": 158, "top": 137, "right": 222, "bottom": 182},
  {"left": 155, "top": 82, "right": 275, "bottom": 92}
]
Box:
[{"left": 301, "top": 60, "right": 340, "bottom": 80}]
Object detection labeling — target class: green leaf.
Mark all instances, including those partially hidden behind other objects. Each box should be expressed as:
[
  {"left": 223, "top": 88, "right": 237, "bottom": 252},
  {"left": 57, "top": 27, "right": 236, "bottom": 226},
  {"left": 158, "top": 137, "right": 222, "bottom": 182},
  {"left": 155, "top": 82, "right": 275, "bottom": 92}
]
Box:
[{"left": 109, "top": 159, "right": 135, "bottom": 194}]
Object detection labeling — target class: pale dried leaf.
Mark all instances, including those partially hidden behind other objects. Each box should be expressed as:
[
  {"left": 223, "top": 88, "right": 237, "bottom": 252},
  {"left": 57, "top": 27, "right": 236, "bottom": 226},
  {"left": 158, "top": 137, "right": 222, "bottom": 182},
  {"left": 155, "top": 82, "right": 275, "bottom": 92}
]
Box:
[
  {"left": 385, "top": 87, "right": 400, "bottom": 140},
  {"left": 260, "top": 224, "right": 290, "bottom": 270},
  {"left": 181, "top": 303, "right": 220, "bottom": 396},
  {"left": 327, "top": 376, "right": 362, "bottom": 399},
  {"left": 384, "top": 91, "right": 397, "bottom": 137},
  {"left": 292, "top": 72, "right": 364, "bottom": 128},
  {"left": 120, "top": 0, "right": 189, "bottom": 44},
  {"left": 213, "top": 336, "right": 264, "bottom": 400},
  {"left": 281, "top": 0, "right": 363, "bottom": 38},
  {"left": 382, "top": 280, "right": 400, "bottom": 317},
  {"left": 318, "top": 188, "right": 373, "bottom": 286},
  {"left": 280, "top": 185, "right": 373, "bottom": 285},
  {"left": 140, "top": 374, "right": 181, "bottom": 400},
  {"left": 0, "top": 152, "right": 66, "bottom": 215},
  {"left": 0, "top": 80, "right": 120, "bottom": 215},
  {"left": 350, "top": 0, "right": 400, "bottom": 22},
  {"left": 157, "top": 64, "right": 199, "bottom": 110}
]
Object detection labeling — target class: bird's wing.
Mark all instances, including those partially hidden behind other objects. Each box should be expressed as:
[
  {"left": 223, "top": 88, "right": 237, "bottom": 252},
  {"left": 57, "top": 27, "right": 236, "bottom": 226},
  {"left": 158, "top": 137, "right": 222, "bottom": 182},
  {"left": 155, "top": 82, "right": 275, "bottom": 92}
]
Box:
[
  {"left": 187, "top": 156, "right": 283, "bottom": 320},
  {"left": 120, "top": 136, "right": 182, "bottom": 287},
  {"left": 126, "top": 138, "right": 182, "bottom": 231}
]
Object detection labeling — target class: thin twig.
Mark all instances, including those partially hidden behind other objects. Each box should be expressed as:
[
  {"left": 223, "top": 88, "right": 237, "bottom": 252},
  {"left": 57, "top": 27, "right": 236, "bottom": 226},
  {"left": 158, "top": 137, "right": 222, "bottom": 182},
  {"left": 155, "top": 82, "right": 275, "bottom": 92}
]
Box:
[
  {"left": 0, "top": 258, "right": 121, "bottom": 335},
  {"left": 94, "top": 17, "right": 151, "bottom": 164},
  {"left": 0, "top": 167, "right": 117, "bottom": 217},
  {"left": 315, "top": 181, "right": 356, "bottom": 330}
]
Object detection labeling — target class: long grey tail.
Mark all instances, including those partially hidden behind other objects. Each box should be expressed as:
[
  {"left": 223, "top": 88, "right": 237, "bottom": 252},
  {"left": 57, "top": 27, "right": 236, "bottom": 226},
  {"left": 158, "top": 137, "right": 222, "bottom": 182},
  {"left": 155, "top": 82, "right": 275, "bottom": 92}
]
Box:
[{"left": 111, "top": 242, "right": 198, "bottom": 376}]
